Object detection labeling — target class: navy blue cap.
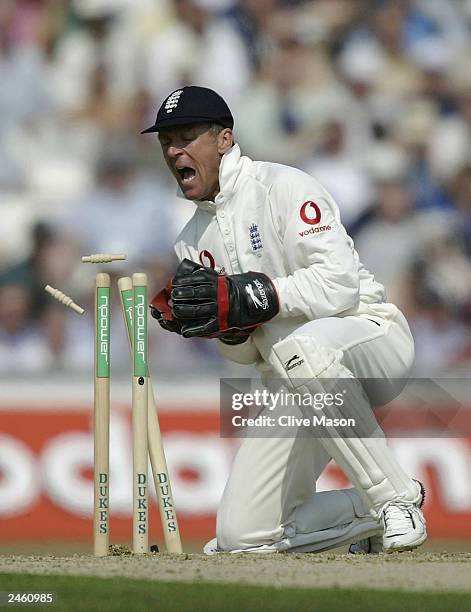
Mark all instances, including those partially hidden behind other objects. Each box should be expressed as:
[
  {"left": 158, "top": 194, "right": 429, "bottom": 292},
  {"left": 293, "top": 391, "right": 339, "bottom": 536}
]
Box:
[{"left": 141, "top": 86, "right": 234, "bottom": 134}]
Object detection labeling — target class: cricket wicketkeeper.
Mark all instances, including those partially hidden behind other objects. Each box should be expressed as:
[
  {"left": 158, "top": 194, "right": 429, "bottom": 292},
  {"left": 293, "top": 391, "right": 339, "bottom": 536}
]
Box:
[{"left": 143, "top": 86, "right": 426, "bottom": 554}]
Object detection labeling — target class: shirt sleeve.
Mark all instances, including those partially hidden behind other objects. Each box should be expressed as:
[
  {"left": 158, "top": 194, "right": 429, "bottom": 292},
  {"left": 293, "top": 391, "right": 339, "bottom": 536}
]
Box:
[{"left": 269, "top": 169, "right": 360, "bottom": 319}]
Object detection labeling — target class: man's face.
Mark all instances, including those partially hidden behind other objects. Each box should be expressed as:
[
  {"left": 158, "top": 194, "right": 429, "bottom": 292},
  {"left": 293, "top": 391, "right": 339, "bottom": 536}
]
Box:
[{"left": 159, "top": 124, "right": 233, "bottom": 201}]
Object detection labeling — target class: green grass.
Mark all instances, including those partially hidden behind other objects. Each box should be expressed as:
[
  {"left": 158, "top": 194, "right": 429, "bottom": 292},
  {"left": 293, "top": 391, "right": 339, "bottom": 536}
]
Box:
[{"left": 0, "top": 574, "right": 470, "bottom": 611}]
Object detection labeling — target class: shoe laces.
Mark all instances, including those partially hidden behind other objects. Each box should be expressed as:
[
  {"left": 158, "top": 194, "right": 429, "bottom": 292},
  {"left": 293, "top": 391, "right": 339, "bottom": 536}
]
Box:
[{"left": 383, "top": 502, "right": 416, "bottom": 531}]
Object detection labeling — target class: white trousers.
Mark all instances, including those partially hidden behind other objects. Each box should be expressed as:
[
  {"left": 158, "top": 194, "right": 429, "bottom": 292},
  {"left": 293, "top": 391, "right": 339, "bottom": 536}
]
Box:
[{"left": 215, "top": 308, "right": 415, "bottom": 552}]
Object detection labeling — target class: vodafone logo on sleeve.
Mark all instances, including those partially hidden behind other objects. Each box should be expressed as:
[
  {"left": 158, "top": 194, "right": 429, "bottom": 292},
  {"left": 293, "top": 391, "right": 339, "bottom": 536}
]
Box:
[
  {"left": 300, "top": 201, "right": 321, "bottom": 225},
  {"left": 299, "top": 200, "right": 331, "bottom": 238}
]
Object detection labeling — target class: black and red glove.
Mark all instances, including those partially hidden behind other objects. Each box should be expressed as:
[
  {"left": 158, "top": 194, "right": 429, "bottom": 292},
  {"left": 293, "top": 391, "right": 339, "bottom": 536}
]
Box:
[
  {"left": 165, "top": 258, "right": 279, "bottom": 338},
  {"left": 150, "top": 280, "right": 182, "bottom": 334},
  {"left": 150, "top": 289, "right": 251, "bottom": 343}
]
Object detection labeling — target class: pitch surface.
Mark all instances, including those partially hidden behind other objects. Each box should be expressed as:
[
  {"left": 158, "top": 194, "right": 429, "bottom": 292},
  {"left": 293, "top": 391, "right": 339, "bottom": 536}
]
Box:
[{"left": 0, "top": 551, "right": 470, "bottom": 593}]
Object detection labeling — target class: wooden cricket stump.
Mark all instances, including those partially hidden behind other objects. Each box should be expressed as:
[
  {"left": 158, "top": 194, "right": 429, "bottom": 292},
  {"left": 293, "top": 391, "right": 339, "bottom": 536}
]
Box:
[
  {"left": 132, "top": 273, "right": 149, "bottom": 554},
  {"left": 118, "top": 277, "right": 183, "bottom": 554},
  {"left": 93, "top": 273, "right": 111, "bottom": 556}
]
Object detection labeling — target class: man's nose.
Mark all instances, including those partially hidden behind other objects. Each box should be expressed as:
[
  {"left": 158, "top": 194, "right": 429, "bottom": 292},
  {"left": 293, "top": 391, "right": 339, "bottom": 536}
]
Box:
[{"left": 167, "top": 146, "right": 184, "bottom": 158}]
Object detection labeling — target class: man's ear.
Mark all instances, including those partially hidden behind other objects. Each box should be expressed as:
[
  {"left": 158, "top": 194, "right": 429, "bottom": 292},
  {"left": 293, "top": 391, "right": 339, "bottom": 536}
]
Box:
[{"left": 217, "top": 128, "right": 234, "bottom": 155}]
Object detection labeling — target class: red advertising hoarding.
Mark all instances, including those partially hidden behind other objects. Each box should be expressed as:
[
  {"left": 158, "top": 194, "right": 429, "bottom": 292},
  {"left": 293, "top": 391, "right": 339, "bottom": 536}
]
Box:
[{"left": 1, "top": 399, "right": 471, "bottom": 546}]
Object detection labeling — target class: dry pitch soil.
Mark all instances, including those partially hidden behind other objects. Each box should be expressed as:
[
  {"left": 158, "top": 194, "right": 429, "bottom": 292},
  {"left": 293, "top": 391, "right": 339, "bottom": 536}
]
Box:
[{"left": 0, "top": 548, "right": 470, "bottom": 593}]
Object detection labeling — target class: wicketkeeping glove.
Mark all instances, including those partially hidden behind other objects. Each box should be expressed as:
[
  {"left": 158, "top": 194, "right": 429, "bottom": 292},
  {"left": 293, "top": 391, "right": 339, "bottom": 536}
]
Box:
[
  {"left": 149, "top": 280, "right": 182, "bottom": 334},
  {"left": 150, "top": 272, "right": 252, "bottom": 342},
  {"left": 169, "top": 259, "right": 279, "bottom": 338}
]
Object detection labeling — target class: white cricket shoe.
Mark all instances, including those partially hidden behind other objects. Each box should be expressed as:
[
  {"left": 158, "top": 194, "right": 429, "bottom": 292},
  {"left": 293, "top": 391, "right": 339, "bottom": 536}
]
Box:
[
  {"left": 382, "top": 502, "right": 427, "bottom": 552},
  {"left": 349, "top": 480, "right": 426, "bottom": 554},
  {"left": 382, "top": 480, "right": 427, "bottom": 552},
  {"left": 203, "top": 538, "right": 220, "bottom": 555}
]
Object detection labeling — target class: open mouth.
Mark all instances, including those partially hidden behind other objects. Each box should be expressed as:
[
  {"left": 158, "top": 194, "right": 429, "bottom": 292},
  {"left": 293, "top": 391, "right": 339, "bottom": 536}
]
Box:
[{"left": 176, "top": 167, "right": 197, "bottom": 184}]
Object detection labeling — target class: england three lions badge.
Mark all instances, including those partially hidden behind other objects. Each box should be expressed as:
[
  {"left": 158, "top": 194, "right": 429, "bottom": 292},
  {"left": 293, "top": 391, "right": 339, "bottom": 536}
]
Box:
[{"left": 249, "top": 224, "right": 263, "bottom": 257}]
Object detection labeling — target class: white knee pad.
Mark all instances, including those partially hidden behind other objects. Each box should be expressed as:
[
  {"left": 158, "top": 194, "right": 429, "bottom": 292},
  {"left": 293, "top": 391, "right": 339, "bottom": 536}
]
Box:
[{"left": 269, "top": 335, "right": 420, "bottom": 517}]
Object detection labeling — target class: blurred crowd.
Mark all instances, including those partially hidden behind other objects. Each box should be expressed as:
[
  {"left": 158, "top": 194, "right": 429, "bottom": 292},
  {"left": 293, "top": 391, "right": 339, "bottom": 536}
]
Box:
[{"left": 1, "top": 0, "right": 471, "bottom": 377}]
